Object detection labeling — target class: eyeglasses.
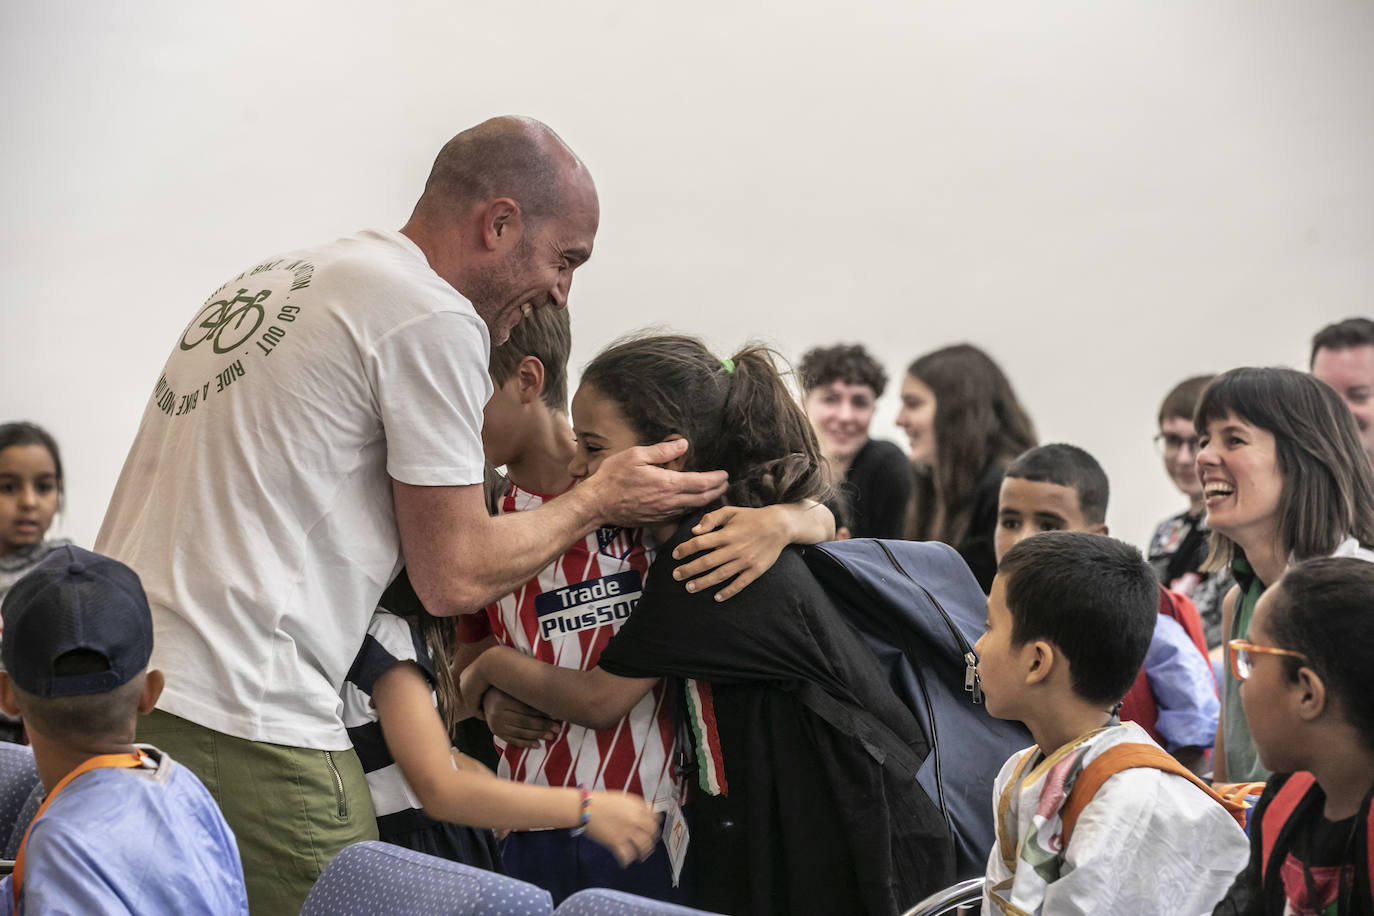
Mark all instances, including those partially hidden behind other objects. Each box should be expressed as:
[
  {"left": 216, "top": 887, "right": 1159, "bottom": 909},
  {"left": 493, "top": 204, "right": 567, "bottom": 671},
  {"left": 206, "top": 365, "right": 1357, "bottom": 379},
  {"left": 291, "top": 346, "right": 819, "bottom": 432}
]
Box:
[
  {"left": 1227, "top": 638, "right": 1307, "bottom": 681},
  {"left": 1153, "top": 432, "right": 1200, "bottom": 455}
]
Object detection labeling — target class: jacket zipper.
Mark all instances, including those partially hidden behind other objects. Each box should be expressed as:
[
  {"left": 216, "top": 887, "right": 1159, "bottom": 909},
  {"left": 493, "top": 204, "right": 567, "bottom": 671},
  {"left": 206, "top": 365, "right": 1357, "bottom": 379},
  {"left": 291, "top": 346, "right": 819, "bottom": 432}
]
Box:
[{"left": 323, "top": 750, "right": 347, "bottom": 818}]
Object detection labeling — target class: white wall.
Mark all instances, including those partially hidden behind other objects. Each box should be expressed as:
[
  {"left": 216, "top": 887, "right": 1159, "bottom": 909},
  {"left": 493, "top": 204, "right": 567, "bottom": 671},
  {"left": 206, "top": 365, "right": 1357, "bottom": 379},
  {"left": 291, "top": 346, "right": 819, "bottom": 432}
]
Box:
[{"left": 1, "top": 0, "right": 1368, "bottom": 552}]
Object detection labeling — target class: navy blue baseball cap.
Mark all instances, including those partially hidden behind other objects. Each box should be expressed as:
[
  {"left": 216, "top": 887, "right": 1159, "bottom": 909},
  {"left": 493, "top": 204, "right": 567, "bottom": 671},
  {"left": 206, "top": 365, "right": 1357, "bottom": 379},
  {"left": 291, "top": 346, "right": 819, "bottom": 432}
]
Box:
[{"left": 1, "top": 546, "right": 153, "bottom": 698}]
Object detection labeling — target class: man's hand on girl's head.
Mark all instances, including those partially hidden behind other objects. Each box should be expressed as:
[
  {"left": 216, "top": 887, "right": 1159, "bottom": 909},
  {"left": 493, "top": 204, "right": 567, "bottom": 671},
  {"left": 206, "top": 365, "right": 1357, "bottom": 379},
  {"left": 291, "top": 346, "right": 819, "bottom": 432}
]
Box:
[{"left": 588, "top": 439, "right": 729, "bottom": 527}]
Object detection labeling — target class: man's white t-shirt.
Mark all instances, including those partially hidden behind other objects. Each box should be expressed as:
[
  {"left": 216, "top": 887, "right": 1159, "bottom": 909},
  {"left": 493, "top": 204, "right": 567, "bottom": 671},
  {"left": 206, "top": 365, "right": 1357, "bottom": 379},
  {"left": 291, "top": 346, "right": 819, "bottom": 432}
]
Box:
[{"left": 96, "top": 229, "right": 491, "bottom": 749}]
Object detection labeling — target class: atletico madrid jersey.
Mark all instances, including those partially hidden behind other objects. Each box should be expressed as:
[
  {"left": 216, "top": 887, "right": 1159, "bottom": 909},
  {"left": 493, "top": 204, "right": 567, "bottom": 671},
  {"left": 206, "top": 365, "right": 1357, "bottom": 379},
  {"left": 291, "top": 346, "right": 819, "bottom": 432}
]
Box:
[{"left": 462, "top": 481, "right": 680, "bottom": 810}]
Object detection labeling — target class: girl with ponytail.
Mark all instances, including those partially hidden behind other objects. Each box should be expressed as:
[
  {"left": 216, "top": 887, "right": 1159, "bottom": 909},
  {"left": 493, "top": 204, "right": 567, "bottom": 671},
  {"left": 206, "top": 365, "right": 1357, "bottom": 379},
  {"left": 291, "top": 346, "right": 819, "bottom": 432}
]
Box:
[{"left": 462, "top": 333, "right": 954, "bottom": 916}]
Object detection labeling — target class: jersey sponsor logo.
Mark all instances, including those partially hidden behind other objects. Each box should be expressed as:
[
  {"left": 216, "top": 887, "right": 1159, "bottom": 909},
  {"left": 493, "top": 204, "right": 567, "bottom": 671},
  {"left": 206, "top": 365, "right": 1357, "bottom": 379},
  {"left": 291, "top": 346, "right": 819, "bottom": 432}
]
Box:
[{"left": 534, "top": 570, "right": 642, "bottom": 641}]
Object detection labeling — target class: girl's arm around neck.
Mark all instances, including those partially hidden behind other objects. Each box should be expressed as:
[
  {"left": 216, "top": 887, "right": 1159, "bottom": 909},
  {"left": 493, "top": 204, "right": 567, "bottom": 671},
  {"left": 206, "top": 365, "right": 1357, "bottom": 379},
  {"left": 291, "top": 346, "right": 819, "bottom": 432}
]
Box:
[
  {"left": 669, "top": 500, "right": 836, "bottom": 601},
  {"left": 461, "top": 645, "right": 657, "bottom": 731}
]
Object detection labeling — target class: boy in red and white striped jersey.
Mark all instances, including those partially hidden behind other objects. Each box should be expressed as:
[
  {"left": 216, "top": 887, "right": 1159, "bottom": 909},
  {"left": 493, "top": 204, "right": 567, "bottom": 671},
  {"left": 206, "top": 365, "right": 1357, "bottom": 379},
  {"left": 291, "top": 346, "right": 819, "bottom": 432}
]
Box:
[{"left": 458, "top": 313, "right": 832, "bottom": 906}]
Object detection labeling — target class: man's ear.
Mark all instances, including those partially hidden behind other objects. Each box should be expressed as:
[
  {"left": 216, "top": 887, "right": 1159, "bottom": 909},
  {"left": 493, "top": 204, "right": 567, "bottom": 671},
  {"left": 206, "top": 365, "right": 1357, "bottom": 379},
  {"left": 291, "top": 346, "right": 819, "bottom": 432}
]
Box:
[
  {"left": 660, "top": 434, "right": 689, "bottom": 472},
  {"left": 480, "top": 198, "right": 523, "bottom": 252},
  {"left": 1091, "top": 522, "right": 1109, "bottom": 536},
  {"left": 0, "top": 672, "right": 19, "bottom": 718},
  {"left": 1025, "top": 640, "right": 1055, "bottom": 687},
  {"left": 1293, "top": 666, "right": 1327, "bottom": 722},
  {"left": 138, "top": 670, "right": 165, "bottom": 715},
  {"left": 516, "top": 356, "right": 547, "bottom": 405}
]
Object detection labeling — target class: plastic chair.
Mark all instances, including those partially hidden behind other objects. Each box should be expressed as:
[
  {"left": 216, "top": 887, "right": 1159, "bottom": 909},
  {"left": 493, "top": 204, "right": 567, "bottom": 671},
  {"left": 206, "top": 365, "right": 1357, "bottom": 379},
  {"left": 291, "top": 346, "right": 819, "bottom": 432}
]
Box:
[
  {"left": 0, "top": 744, "right": 39, "bottom": 839},
  {"left": 900, "top": 876, "right": 985, "bottom": 916},
  {"left": 555, "top": 888, "right": 724, "bottom": 915},
  {"left": 2, "top": 781, "right": 43, "bottom": 859},
  {"left": 300, "top": 840, "right": 553, "bottom": 916}
]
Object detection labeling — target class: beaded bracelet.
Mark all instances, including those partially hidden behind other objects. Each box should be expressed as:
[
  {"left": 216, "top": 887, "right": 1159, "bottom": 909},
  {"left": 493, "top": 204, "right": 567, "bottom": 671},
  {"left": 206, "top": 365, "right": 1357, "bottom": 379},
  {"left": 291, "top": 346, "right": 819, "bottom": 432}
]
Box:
[{"left": 570, "top": 783, "right": 591, "bottom": 837}]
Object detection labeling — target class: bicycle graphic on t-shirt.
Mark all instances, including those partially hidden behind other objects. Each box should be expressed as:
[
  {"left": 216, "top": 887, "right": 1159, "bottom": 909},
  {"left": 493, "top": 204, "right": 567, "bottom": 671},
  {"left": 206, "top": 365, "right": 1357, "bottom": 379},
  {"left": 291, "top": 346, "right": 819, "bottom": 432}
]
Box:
[{"left": 180, "top": 288, "right": 271, "bottom": 354}]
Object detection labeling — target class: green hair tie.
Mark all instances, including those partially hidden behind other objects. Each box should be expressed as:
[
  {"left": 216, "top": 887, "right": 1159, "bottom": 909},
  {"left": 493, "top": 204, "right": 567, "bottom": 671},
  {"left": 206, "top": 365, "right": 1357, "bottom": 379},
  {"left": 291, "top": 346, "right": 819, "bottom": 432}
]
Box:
[{"left": 720, "top": 358, "right": 735, "bottom": 374}]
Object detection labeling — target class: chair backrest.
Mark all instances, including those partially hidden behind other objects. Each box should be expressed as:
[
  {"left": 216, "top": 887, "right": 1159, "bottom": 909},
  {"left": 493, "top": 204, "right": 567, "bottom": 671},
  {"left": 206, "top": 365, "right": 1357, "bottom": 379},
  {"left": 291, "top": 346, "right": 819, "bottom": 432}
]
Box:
[
  {"left": 555, "top": 888, "right": 725, "bottom": 915},
  {"left": 300, "top": 841, "right": 552, "bottom": 916},
  {"left": 900, "top": 877, "right": 985, "bottom": 916},
  {"left": 0, "top": 744, "right": 39, "bottom": 845},
  {"left": 2, "top": 782, "right": 44, "bottom": 859}
]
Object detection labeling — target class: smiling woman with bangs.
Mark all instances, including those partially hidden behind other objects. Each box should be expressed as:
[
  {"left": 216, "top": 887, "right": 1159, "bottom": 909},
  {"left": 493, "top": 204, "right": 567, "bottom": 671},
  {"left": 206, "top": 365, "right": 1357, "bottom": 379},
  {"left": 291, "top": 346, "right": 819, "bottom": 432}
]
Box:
[{"left": 1193, "top": 367, "right": 1374, "bottom": 782}]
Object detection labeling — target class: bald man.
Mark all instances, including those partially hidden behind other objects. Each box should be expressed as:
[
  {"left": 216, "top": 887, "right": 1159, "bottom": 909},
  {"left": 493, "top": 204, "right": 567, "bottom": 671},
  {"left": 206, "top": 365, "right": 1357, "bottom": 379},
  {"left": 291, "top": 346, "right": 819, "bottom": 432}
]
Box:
[
  {"left": 96, "top": 117, "right": 726, "bottom": 913},
  {"left": 1311, "top": 317, "right": 1374, "bottom": 465}
]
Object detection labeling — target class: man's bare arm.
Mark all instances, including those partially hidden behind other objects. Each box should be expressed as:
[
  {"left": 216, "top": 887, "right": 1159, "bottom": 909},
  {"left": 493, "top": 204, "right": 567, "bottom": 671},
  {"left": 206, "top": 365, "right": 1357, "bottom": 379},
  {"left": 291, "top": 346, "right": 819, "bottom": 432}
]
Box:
[{"left": 396, "top": 438, "right": 728, "bottom": 616}]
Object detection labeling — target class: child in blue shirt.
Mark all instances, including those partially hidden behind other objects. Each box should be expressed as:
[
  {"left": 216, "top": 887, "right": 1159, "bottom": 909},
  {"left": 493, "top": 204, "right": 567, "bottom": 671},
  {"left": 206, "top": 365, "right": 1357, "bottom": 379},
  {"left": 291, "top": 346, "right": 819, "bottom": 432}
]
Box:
[{"left": 0, "top": 546, "right": 247, "bottom": 915}]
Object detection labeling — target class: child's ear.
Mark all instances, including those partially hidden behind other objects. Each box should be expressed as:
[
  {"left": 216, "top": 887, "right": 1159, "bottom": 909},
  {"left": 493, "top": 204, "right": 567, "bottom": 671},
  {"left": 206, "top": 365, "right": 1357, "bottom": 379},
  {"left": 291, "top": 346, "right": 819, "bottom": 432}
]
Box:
[
  {"left": 515, "top": 356, "right": 547, "bottom": 405},
  {"left": 0, "top": 673, "right": 18, "bottom": 718},
  {"left": 1024, "top": 640, "right": 1055, "bottom": 687},
  {"left": 138, "top": 670, "right": 166, "bottom": 714},
  {"left": 1293, "top": 666, "right": 1328, "bottom": 722},
  {"left": 660, "top": 434, "right": 689, "bottom": 472}
]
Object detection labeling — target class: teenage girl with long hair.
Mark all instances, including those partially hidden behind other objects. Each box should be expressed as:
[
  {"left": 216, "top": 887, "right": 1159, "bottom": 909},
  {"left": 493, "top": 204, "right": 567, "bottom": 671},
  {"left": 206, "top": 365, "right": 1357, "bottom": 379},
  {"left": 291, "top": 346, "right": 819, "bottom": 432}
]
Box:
[
  {"left": 460, "top": 334, "right": 955, "bottom": 916},
  {"left": 895, "top": 344, "right": 1036, "bottom": 592}
]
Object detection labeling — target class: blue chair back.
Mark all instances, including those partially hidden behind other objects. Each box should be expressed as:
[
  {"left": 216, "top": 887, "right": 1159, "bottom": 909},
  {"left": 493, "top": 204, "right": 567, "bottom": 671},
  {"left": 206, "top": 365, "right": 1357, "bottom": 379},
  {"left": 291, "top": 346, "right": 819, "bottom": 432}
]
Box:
[
  {"left": 301, "top": 840, "right": 552, "bottom": 916},
  {"left": 2, "top": 782, "right": 44, "bottom": 859},
  {"left": 0, "top": 744, "right": 39, "bottom": 851},
  {"left": 555, "top": 888, "right": 724, "bottom": 915}
]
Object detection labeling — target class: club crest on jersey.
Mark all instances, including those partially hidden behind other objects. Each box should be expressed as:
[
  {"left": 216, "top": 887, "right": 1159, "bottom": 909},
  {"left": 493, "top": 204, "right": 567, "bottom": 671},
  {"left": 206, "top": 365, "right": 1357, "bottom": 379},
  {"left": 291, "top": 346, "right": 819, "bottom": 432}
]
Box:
[
  {"left": 596, "top": 525, "right": 635, "bottom": 560},
  {"left": 534, "top": 570, "right": 643, "bottom": 641}
]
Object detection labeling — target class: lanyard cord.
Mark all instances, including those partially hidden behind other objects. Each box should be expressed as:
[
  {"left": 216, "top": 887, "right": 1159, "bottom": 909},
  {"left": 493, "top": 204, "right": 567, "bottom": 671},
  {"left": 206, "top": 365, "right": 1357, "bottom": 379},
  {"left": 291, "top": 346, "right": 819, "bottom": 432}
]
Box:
[{"left": 11, "top": 751, "right": 148, "bottom": 906}]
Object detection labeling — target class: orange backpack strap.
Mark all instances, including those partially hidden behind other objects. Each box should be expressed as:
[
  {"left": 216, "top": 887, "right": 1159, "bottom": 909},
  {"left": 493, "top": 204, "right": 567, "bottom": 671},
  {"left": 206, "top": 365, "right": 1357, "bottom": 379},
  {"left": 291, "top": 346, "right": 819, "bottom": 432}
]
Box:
[
  {"left": 1259, "top": 772, "right": 1316, "bottom": 887},
  {"left": 1061, "top": 743, "right": 1249, "bottom": 849},
  {"left": 1214, "top": 781, "right": 1267, "bottom": 804}
]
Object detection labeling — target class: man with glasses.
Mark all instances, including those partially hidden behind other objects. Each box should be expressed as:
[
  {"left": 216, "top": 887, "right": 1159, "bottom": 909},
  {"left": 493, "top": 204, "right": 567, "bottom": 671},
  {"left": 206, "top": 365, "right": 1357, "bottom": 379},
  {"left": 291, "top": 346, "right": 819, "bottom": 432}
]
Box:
[{"left": 1146, "top": 375, "right": 1233, "bottom": 656}]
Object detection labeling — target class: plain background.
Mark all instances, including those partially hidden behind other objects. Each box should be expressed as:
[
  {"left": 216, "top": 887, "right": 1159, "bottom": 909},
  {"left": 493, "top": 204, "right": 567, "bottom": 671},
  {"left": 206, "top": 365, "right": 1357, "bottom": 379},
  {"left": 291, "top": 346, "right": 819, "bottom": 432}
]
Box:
[{"left": 1, "top": 1, "right": 1367, "bottom": 554}]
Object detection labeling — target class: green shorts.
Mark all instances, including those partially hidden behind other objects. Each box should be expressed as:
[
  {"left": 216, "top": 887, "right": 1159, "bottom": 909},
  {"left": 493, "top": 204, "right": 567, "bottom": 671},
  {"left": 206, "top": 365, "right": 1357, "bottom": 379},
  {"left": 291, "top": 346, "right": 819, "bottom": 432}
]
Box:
[{"left": 137, "top": 708, "right": 378, "bottom": 915}]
